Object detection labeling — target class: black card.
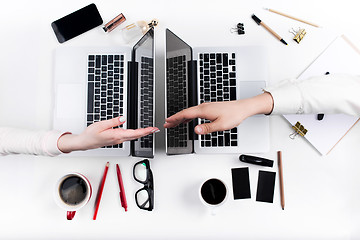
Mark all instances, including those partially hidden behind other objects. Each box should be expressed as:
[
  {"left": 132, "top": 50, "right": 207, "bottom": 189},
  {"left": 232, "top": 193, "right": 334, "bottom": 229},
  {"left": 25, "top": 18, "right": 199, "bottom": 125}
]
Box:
[
  {"left": 256, "top": 170, "right": 276, "bottom": 203},
  {"left": 231, "top": 167, "right": 251, "bottom": 200}
]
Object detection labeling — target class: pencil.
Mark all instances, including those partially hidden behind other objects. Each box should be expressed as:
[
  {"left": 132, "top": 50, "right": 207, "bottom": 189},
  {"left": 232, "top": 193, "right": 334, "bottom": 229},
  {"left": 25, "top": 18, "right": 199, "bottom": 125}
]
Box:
[
  {"left": 252, "top": 14, "right": 287, "bottom": 45},
  {"left": 264, "top": 8, "right": 320, "bottom": 28},
  {"left": 93, "top": 161, "right": 110, "bottom": 220},
  {"left": 277, "top": 151, "right": 285, "bottom": 210}
]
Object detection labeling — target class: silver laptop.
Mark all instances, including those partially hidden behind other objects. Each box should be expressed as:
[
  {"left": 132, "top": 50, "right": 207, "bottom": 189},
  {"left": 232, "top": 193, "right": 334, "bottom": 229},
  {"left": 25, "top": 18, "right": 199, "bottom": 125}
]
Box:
[
  {"left": 165, "top": 29, "right": 269, "bottom": 155},
  {"left": 53, "top": 28, "right": 155, "bottom": 157}
]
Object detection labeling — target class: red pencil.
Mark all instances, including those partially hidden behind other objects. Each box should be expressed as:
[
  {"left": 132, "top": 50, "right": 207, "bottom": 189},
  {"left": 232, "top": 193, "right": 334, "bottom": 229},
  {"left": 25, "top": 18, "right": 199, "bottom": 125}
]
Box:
[
  {"left": 116, "top": 164, "right": 128, "bottom": 211},
  {"left": 93, "top": 162, "right": 110, "bottom": 220}
]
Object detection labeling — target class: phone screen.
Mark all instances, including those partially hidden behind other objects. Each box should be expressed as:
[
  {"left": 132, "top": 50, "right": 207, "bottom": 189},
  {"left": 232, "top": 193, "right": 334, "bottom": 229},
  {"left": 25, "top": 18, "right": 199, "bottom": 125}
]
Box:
[{"left": 51, "top": 4, "right": 103, "bottom": 43}]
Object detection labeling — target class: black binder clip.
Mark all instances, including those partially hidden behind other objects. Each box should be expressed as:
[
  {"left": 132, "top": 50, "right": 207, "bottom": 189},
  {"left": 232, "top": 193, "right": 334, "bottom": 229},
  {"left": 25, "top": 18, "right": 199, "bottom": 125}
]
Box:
[{"left": 231, "top": 23, "right": 245, "bottom": 35}]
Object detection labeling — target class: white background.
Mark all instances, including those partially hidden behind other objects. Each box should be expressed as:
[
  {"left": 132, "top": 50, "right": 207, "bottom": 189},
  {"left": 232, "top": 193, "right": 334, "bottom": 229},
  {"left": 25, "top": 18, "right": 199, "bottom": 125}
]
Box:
[{"left": 1, "top": 0, "right": 360, "bottom": 239}]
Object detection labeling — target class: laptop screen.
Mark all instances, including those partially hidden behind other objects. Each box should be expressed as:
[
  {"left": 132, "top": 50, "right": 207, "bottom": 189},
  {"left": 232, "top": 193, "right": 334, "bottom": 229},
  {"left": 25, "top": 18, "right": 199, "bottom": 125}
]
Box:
[
  {"left": 131, "top": 28, "right": 155, "bottom": 158},
  {"left": 165, "top": 29, "right": 194, "bottom": 154}
]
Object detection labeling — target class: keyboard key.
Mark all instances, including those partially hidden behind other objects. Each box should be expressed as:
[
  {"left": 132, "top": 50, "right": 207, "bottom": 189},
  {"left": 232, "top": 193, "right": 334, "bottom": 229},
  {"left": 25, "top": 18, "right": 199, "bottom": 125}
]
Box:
[
  {"left": 95, "top": 56, "right": 101, "bottom": 68},
  {"left": 102, "top": 55, "right": 107, "bottom": 65},
  {"left": 87, "top": 82, "right": 94, "bottom": 113},
  {"left": 230, "top": 87, "right": 236, "bottom": 100},
  {"left": 204, "top": 54, "right": 209, "bottom": 62},
  {"left": 222, "top": 54, "right": 228, "bottom": 67},
  {"left": 88, "top": 74, "right": 94, "bottom": 81}
]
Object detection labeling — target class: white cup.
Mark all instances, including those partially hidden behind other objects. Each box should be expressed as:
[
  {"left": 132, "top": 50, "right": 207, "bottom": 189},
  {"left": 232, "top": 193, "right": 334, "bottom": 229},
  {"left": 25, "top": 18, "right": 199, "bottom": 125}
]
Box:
[
  {"left": 199, "top": 178, "right": 228, "bottom": 215},
  {"left": 54, "top": 173, "right": 92, "bottom": 220}
]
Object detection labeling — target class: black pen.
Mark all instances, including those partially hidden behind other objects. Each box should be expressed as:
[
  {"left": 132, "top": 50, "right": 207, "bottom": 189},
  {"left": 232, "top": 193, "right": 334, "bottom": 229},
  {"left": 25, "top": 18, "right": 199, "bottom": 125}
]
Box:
[{"left": 252, "top": 14, "right": 287, "bottom": 45}]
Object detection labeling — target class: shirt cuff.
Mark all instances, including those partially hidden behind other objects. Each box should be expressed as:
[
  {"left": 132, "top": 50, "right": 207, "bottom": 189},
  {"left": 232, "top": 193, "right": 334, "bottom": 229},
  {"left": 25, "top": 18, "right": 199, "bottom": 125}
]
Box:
[
  {"left": 42, "top": 131, "right": 69, "bottom": 156},
  {"left": 264, "top": 79, "right": 303, "bottom": 115}
]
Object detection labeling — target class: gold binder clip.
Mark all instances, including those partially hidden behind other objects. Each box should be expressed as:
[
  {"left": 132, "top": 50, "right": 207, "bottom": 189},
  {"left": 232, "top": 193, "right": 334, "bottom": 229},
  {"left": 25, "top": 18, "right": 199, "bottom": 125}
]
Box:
[
  {"left": 289, "top": 121, "right": 308, "bottom": 139},
  {"left": 289, "top": 28, "right": 306, "bottom": 43}
]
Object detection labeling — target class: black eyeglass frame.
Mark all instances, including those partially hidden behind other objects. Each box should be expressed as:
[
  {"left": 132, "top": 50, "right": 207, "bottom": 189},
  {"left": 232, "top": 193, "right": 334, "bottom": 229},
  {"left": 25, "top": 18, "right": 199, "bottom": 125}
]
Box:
[{"left": 133, "top": 159, "right": 154, "bottom": 211}]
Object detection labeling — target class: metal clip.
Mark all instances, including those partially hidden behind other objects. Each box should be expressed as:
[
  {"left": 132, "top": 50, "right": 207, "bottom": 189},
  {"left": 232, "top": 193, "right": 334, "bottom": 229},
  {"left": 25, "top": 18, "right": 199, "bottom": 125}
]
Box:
[
  {"left": 289, "top": 28, "right": 306, "bottom": 43},
  {"left": 230, "top": 23, "right": 245, "bottom": 35}
]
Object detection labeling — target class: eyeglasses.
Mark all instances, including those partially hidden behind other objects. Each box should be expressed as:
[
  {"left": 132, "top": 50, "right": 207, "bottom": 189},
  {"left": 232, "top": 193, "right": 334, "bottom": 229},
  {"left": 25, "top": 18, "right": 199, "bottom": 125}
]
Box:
[{"left": 133, "top": 159, "right": 154, "bottom": 211}]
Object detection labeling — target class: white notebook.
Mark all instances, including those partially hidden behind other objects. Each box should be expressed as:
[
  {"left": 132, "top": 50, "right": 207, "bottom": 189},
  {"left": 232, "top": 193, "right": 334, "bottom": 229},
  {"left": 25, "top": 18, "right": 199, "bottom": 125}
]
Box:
[{"left": 284, "top": 35, "right": 360, "bottom": 155}]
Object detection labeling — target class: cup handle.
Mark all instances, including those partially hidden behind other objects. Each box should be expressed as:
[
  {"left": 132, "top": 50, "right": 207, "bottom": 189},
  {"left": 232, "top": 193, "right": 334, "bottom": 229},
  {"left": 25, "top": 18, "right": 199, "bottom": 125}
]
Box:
[{"left": 67, "top": 211, "right": 76, "bottom": 220}]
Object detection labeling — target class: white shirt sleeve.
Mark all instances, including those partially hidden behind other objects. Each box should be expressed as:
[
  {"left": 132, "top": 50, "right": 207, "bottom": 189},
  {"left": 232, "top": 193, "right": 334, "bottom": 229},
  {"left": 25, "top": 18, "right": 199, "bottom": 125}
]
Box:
[
  {"left": 0, "top": 128, "right": 66, "bottom": 156},
  {"left": 264, "top": 74, "right": 360, "bottom": 116}
]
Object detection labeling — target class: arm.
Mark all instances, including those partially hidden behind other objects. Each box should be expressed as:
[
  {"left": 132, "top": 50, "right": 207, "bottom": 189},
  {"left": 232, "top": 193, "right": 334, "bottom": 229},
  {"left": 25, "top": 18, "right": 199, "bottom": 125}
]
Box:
[
  {"left": 0, "top": 128, "right": 65, "bottom": 156},
  {"left": 0, "top": 116, "right": 159, "bottom": 156},
  {"left": 165, "top": 74, "right": 360, "bottom": 135},
  {"left": 164, "top": 92, "right": 273, "bottom": 135},
  {"left": 57, "top": 116, "right": 159, "bottom": 153},
  {"left": 266, "top": 74, "right": 360, "bottom": 115}
]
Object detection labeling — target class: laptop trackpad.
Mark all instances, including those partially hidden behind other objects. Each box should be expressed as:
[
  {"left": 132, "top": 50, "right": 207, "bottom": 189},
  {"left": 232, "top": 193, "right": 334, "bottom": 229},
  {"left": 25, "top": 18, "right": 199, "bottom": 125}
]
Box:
[
  {"left": 56, "top": 83, "right": 84, "bottom": 119},
  {"left": 239, "top": 81, "right": 265, "bottom": 99}
]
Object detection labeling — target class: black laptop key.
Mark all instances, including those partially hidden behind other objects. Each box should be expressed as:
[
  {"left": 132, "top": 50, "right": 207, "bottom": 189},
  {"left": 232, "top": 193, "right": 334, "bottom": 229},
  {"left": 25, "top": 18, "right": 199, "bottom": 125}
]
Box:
[
  {"left": 212, "top": 138, "right": 217, "bottom": 146},
  {"left": 108, "top": 55, "right": 113, "bottom": 63},
  {"left": 87, "top": 114, "right": 93, "bottom": 122},
  {"left": 218, "top": 136, "right": 224, "bottom": 146},
  {"left": 102, "top": 55, "right": 107, "bottom": 65},
  {"left": 88, "top": 74, "right": 94, "bottom": 81},
  {"left": 204, "top": 54, "right": 209, "bottom": 62},
  {"left": 87, "top": 82, "right": 94, "bottom": 113},
  {"left": 216, "top": 53, "right": 222, "bottom": 63},
  {"left": 222, "top": 53, "right": 228, "bottom": 66},
  {"left": 225, "top": 133, "right": 230, "bottom": 146},
  {"left": 95, "top": 55, "right": 101, "bottom": 68},
  {"left": 230, "top": 87, "right": 236, "bottom": 100}
]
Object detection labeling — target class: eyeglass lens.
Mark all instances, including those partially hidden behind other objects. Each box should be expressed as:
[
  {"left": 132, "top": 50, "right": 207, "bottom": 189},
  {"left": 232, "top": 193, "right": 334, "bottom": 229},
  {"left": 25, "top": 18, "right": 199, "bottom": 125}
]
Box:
[
  {"left": 134, "top": 162, "right": 148, "bottom": 182},
  {"left": 136, "top": 189, "right": 151, "bottom": 208}
]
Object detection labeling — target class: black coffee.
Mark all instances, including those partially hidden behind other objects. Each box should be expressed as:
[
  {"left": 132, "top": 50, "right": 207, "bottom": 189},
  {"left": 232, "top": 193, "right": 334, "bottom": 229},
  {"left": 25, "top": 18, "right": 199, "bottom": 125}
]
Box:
[
  {"left": 59, "top": 176, "right": 88, "bottom": 206},
  {"left": 201, "top": 178, "right": 227, "bottom": 205}
]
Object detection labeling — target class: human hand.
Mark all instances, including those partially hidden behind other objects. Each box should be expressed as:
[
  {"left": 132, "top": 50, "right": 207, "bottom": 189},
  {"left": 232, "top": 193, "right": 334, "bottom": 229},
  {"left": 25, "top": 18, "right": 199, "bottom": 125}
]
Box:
[
  {"left": 57, "top": 116, "right": 159, "bottom": 153},
  {"left": 164, "top": 93, "right": 273, "bottom": 135}
]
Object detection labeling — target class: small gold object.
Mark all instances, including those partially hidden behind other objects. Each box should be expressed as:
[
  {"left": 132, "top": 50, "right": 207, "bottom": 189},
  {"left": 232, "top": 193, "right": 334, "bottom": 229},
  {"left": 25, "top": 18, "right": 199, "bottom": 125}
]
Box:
[
  {"left": 289, "top": 121, "right": 308, "bottom": 139},
  {"left": 289, "top": 28, "right": 306, "bottom": 44}
]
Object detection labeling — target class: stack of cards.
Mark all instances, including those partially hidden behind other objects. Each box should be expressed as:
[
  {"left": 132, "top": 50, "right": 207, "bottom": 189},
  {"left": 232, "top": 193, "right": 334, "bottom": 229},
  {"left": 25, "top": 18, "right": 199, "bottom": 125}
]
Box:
[{"left": 231, "top": 167, "right": 276, "bottom": 203}]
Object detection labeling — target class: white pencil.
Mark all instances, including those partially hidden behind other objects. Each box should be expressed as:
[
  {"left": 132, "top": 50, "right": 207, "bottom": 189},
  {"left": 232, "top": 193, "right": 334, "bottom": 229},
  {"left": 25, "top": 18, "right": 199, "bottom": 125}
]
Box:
[{"left": 264, "top": 8, "right": 320, "bottom": 28}]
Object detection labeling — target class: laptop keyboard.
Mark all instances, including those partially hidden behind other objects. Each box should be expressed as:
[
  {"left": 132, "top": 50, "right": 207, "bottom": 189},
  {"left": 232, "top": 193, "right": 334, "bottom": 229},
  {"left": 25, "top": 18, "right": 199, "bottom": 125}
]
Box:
[
  {"left": 87, "top": 54, "right": 125, "bottom": 149},
  {"left": 199, "top": 52, "right": 238, "bottom": 147},
  {"left": 166, "top": 55, "right": 188, "bottom": 148},
  {"left": 140, "top": 56, "right": 154, "bottom": 148}
]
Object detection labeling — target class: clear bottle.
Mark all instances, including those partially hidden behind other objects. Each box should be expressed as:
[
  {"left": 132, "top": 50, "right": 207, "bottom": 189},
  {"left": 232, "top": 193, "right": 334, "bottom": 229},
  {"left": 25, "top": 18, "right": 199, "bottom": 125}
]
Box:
[{"left": 121, "top": 19, "right": 158, "bottom": 43}]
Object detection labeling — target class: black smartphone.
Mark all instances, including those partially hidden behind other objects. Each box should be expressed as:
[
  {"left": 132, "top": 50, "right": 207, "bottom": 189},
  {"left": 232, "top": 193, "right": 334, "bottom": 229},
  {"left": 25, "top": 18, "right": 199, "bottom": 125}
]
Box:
[{"left": 51, "top": 3, "right": 103, "bottom": 43}]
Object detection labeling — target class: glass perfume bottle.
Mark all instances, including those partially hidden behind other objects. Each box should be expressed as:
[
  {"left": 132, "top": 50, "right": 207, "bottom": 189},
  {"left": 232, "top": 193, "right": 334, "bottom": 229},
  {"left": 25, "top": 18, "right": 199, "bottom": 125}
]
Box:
[{"left": 121, "top": 19, "right": 158, "bottom": 43}]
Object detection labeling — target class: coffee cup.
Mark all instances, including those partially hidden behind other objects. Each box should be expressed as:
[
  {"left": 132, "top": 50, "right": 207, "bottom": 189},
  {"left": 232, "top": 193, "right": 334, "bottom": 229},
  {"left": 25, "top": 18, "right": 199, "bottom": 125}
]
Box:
[
  {"left": 199, "top": 178, "right": 228, "bottom": 214},
  {"left": 54, "top": 173, "right": 92, "bottom": 220}
]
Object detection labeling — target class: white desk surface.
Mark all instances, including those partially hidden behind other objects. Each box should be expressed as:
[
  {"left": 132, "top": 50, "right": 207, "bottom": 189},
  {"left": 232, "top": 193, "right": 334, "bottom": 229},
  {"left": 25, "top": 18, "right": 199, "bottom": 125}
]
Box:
[{"left": 1, "top": 0, "right": 360, "bottom": 239}]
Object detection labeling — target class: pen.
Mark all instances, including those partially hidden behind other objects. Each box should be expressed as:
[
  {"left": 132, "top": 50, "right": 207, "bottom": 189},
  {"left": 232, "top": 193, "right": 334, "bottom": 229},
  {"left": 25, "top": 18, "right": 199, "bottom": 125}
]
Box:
[
  {"left": 277, "top": 151, "right": 285, "bottom": 210},
  {"left": 264, "top": 8, "right": 320, "bottom": 28},
  {"left": 93, "top": 161, "right": 110, "bottom": 220},
  {"left": 252, "top": 14, "right": 287, "bottom": 45},
  {"left": 116, "top": 164, "right": 128, "bottom": 212}
]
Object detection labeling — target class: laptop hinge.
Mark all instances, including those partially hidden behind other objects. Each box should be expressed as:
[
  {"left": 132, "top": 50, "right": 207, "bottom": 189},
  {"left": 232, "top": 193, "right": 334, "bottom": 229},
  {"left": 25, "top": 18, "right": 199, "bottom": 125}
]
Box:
[{"left": 188, "top": 60, "right": 198, "bottom": 141}]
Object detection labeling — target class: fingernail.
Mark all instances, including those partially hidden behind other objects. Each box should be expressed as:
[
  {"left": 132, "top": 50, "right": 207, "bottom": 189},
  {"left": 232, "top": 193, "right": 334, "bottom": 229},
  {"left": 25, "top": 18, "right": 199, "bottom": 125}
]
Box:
[
  {"left": 195, "top": 126, "right": 203, "bottom": 134},
  {"left": 119, "top": 116, "right": 126, "bottom": 122},
  {"left": 151, "top": 128, "right": 160, "bottom": 133}
]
